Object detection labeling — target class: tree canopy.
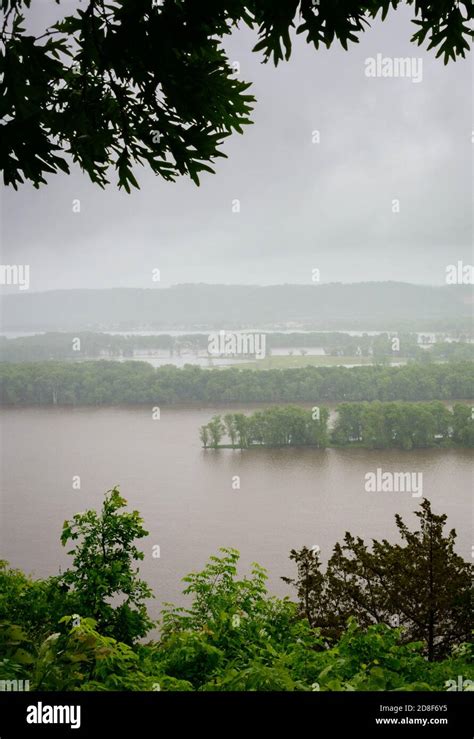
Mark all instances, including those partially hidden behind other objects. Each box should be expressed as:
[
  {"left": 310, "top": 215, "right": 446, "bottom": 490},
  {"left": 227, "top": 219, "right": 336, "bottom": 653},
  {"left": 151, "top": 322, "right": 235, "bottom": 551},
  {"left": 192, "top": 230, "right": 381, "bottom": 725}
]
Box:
[
  {"left": 1, "top": 360, "right": 473, "bottom": 405},
  {"left": 201, "top": 402, "right": 474, "bottom": 449},
  {"left": 1, "top": 0, "right": 472, "bottom": 190}
]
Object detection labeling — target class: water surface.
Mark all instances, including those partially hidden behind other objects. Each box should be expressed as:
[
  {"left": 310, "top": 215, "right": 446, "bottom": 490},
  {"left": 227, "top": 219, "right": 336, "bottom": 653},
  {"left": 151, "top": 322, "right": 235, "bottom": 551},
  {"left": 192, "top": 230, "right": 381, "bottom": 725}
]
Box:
[{"left": 1, "top": 406, "right": 471, "bottom": 621}]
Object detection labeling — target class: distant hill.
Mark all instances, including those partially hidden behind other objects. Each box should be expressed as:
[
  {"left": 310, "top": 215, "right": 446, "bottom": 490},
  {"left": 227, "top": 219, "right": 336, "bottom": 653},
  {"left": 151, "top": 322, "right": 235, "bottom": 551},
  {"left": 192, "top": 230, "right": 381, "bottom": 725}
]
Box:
[{"left": 0, "top": 283, "right": 472, "bottom": 332}]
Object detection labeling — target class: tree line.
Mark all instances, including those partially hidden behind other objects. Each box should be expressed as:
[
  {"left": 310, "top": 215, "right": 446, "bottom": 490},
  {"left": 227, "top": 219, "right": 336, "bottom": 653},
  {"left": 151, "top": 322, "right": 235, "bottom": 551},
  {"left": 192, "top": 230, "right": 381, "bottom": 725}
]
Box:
[
  {"left": 0, "top": 491, "right": 471, "bottom": 693},
  {"left": 0, "top": 361, "right": 473, "bottom": 406},
  {"left": 200, "top": 407, "right": 330, "bottom": 449},
  {"left": 200, "top": 403, "right": 473, "bottom": 450},
  {"left": 1, "top": 330, "right": 473, "bottom": 363}
]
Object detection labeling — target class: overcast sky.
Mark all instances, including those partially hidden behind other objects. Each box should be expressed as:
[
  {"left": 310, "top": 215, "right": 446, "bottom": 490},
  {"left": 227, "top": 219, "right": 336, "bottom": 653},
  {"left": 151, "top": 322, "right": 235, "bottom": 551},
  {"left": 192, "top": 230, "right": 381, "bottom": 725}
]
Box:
[{"left": 0, "top": 1, "right": 472, "bottom": 291}]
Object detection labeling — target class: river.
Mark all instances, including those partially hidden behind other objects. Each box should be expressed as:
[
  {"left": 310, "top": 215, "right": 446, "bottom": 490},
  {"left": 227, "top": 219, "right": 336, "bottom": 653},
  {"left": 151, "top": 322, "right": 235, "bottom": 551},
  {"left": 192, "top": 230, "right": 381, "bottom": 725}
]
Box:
[{"left": 0, "top": 406, "right": 472, "bottom": 624}]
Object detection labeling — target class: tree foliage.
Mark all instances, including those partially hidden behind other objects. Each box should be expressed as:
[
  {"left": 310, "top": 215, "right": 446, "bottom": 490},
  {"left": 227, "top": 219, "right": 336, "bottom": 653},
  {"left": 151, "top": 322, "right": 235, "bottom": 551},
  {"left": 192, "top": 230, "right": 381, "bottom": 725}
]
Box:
[
  {"left": 201, "top": 402, "right": 473, "bottom": 449},
  {"left": 284, "top": 499, "right": 472, "bottom": 660},
  {"left": 331, "top": 400, "right": 471, "bottom": 449},
  {"left": 1, "top": 0, "right": 471, "bottom": 189},
  {"left": 0, "top": 496, "right": 473, "bottom": 690},
  {"left": 201, "top": 406, "right": 330, "bottom": 448},
  {"left": 0, "top": 561, "right": 80, "bottom": 644},
  {"left": 60, "top": 487, "right": 154, "bottom": 644},
  {"left": 1, "top": 360, "right": 473, "bottom": 406}
]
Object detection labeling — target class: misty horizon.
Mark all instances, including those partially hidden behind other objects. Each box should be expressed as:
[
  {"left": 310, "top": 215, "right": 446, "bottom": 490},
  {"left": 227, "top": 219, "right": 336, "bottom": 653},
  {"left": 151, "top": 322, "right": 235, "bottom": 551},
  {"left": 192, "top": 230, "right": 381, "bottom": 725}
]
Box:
[{"left": 1, "top": 278, "right": 474, "bottom": 296}]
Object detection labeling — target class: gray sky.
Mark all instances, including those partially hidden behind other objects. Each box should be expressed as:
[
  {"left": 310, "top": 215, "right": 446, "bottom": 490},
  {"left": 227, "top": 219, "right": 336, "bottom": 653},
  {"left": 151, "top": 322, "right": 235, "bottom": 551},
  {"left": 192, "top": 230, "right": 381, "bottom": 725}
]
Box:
[{"left": 0, "top": 2, "right": 472, "bottom": 290}]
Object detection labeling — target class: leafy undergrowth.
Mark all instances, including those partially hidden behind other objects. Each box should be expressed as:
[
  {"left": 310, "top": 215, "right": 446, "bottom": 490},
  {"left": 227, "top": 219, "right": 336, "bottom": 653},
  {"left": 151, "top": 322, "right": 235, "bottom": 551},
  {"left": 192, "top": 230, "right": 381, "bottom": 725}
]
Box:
[{"left": 1, "top": 549, "right": 472, "bottom": 692}]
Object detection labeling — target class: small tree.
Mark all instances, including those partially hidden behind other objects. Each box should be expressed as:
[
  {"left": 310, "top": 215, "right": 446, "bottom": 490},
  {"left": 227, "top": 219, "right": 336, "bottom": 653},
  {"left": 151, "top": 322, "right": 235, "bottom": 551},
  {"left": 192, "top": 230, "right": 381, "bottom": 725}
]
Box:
[
  {"left": 161, "top": 547, "right": 302, "bottom": 683},
  {"left": 207, "top": 416, "right": 224, "bottom": 448},
  {"left": 284, "top": 500, "right": 472, "bottom": 660},
  {"left": 233, "top": 413, "right": 249, "bottom": 449},
  {"left": 199, "top": 425, "right": 210, "bottom": 448},
  {"left": 223, "top": 414, "right": 237, "bottom": 447},
  {"left": 379, "top": 500, "right": 472, "bottom": 660},
  {"left": 60, "top": 487, "right": 153, "bottom": 644}
]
